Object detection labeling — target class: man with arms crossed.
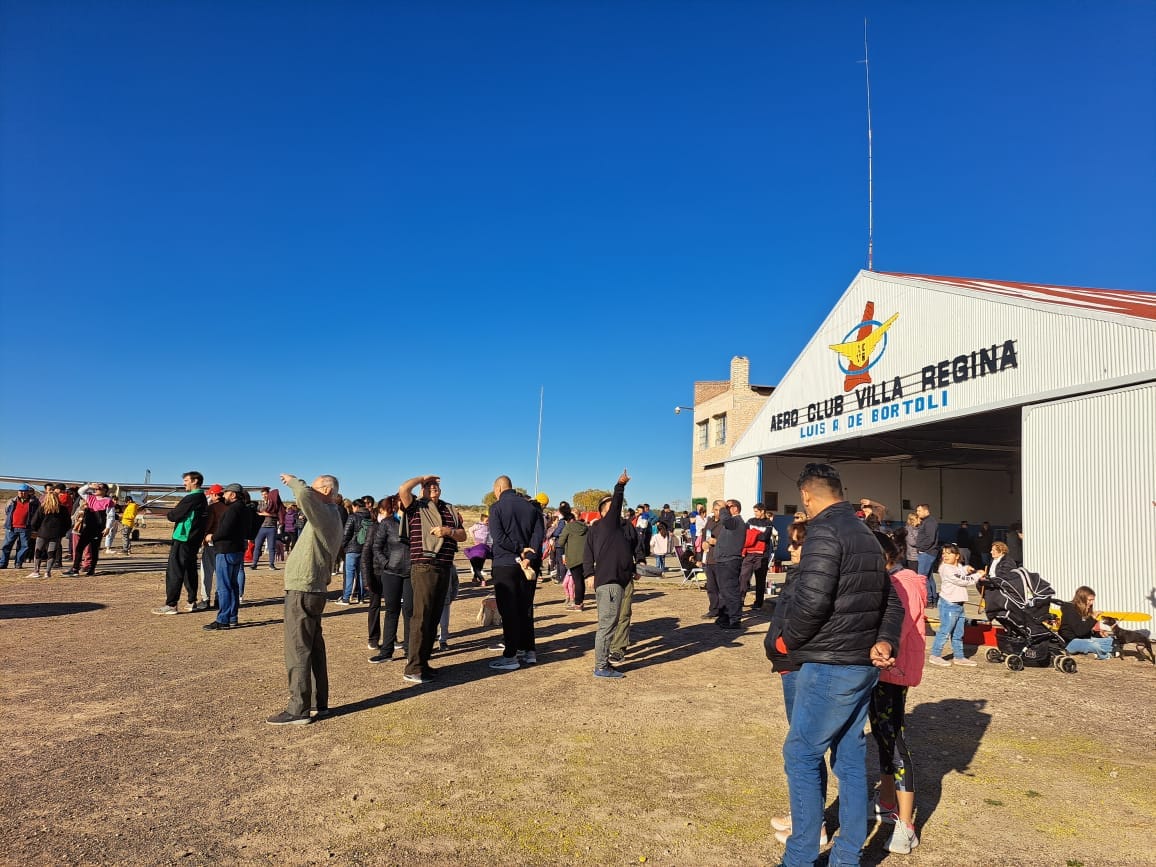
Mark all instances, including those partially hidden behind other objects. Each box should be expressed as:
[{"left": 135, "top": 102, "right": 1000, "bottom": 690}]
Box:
[
  {"left": 266, "top": 473, "right": 342, "bottom": 725},
  {"left": 778, "top": 463, "right": 903, "bottom": 867}
]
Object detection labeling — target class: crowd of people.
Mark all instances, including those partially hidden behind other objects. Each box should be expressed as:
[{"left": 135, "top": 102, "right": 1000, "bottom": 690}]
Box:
[{"left": 1, "top": 468, "right": 1132, "bottom": 865}]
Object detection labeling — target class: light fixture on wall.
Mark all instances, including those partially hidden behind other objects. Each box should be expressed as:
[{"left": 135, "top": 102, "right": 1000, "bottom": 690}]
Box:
[{"left": 674, "top": 405, "right": 694, "bottom": 415}]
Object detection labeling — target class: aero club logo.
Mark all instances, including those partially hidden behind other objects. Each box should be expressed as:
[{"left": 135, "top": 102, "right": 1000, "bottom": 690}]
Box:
[{"left": 828, "top": 301, "right": 899, "bottom": 393}]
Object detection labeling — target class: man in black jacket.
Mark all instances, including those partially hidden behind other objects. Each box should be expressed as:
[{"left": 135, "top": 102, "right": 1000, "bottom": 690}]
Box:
[
  {"left": 203, "top": 484, "right": 248, "bottom": 630},
  {"left": 914, "top": 503, "right": 941, "bottom": 605},
  {"left": 777, "top": 463, "right": 903, "bottom": 867},
  {"left": 584, "top": 469, "right": 632, "bottom": 679},
  {"left": 488, "top": 476, "right": 546, "bottom": 670},
  {"left": 709, "top": 498, "right": 747, "bottom": 629}
]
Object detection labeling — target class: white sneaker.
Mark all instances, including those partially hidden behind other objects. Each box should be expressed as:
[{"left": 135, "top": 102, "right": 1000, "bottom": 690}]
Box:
[
  {"left": 953, "top": 657, "right": 977, "bottom": 667},
  {"left": 928, "top": 655, "right": 951, "bottom": 667},
  {"left": 522, "top": 650, "right": 537, "bottom": 665},
  {"left": 887, "top": 820, "right": 919, "bottom": 854},
  {"left": 27, "top": 571, "right": 41, "bottom": 579}
]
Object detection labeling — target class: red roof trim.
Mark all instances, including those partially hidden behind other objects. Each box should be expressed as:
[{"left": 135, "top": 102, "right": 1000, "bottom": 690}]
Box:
[{"left": 876, "top": 272, "right": 1156, "bottom": 321}]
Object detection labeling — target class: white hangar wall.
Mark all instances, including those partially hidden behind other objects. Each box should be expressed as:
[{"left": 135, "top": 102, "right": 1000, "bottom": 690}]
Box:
[
  {"left": 1023, "top": 382, "right": 1156, "bottom": 615},
  {"left": 731, "top": 271, "right": 1156, "bottom": 460}
]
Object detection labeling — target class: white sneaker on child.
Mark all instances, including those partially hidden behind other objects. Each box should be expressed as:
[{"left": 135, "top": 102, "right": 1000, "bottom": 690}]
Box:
[{"left": 887, "top": 821, "right": 919, "bottom": 854}]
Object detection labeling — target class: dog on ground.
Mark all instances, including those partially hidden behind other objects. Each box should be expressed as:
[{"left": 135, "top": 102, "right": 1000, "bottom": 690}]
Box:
[
  {"left": 1098, "top": 617, "right": 1155, "bottom": 664},
  {"left": 476, "top": 594, "right": 502, "bottom": 628}
]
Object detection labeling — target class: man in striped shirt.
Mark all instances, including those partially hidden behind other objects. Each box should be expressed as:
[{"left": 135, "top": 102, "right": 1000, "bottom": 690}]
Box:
[{"left": 399, "top": 475, "right": 465, "bottom": 685}]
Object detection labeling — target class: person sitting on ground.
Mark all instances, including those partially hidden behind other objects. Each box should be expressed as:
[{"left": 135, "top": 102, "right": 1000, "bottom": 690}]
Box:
[{"left": 1058, "top": 586, "right": 1113, "bottom": 660}]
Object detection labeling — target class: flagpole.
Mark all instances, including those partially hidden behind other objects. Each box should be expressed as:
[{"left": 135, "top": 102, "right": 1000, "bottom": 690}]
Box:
[{"left": 533, "top": 386, "right": 544, "bottom": 495}]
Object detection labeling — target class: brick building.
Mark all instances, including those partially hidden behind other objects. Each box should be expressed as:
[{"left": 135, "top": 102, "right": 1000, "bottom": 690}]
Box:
[{"left": 687, "top": 356, "right": 774, "bottom": 508}]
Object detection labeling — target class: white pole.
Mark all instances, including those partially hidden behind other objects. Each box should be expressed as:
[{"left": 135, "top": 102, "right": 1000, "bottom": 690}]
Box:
[
  {"left": 863, "top": 18, "right": 875, "bottom": 272},
  {"left": 533, "top": 386, "right": 544, "bottom": 495}
]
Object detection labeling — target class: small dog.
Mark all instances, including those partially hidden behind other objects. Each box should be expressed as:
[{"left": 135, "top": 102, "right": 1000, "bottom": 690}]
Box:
[
  {"left": 1098, "top": 617, "right": 1155, "bottom": 664},
  {"left": 476, "top": 595, "right": 502, "bottom": 628}
]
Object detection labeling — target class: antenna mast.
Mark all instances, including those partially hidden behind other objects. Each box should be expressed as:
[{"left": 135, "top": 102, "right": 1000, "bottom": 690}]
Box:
[
  {"left": 533, "top": 386, "right": 544, "bottom": 495},
  {"left": 863, "top": 19, "right": 874, "bottom": 271}
]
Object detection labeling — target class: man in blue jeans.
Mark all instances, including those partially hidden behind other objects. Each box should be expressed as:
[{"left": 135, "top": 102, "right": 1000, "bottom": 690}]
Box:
[
  {"left": 914, "top": 503, "right": 941, "bottom": 606},
  {"left": 777, "top": 463, "right": 904, "bottom": 867}
]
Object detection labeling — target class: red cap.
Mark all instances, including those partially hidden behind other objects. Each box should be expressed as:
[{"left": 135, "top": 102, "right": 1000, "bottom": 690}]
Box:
[{"left": 208, "top": 484, "right": 224, "bottom": 495}]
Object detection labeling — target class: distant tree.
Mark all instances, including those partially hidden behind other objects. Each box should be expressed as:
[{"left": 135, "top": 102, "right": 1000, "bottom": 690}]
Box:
[
  {"left": 482, "top": 487, "right": 527, "bottom": 509},
  {"left": 572, "top": 489, "right": 611, "bottom": 512}
]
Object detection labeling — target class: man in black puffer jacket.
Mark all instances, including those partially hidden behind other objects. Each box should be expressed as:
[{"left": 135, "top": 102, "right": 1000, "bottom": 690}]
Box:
[{"left": 776, "top": 463, "right": 903, "bottom": 867}]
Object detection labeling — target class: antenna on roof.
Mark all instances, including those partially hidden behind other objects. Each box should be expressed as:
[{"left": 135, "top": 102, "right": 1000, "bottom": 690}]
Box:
[{"left": 859, "top": 18, "right": 875, "bottom": 271}]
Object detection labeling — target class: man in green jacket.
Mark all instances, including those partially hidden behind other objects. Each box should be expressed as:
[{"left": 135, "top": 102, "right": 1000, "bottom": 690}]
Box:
[
  {"left": 151, "top": 472, "right": 207, "bottom": 614},
  {"left": 266, "top": 472, "right": 343, "bottom": 726}
]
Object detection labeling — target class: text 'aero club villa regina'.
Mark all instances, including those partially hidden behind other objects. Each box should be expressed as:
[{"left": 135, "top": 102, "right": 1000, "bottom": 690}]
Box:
[{"left": 721, "top": 270, "right": 1156, "bottom": 614}]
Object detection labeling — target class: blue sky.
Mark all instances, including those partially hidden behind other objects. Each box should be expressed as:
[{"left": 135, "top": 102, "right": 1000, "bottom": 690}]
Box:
[{"left": 2, "top": 1, "right": 1153, "bottom": 506}]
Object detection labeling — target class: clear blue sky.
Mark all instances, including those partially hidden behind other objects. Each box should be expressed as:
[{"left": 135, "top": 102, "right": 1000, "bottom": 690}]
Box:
[{"left": 2, "top": 1, "right": 1153, "bottom": 506}]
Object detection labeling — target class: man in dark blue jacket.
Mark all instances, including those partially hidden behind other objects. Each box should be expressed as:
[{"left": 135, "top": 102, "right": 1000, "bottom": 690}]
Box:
[
  {"left": 778, "top": 463, "right": 903, "bottom": 867},
  {"left": 488, "top": 476, "right": 546, "bottom": 670}
]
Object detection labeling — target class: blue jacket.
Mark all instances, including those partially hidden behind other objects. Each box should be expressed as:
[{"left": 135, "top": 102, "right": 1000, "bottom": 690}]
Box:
[
  {"left": 489, "top": 490, "right": 545, "bottom": 567},
  {"left": 5, "top": 496, "right": 40, "bottom": 531}
]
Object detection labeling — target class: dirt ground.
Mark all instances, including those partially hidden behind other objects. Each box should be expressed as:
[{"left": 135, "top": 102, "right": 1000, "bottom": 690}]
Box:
[{"left": 2, "top": 534, "right": 1155, "bottom": 867}]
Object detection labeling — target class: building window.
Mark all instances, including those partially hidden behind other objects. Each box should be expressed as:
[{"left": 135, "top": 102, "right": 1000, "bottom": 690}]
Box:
[
  {"left": 696, "top": 420, "right": 709, "bottom": 450},
  {"left": 714, "top": 414, "right": 727, "bottom": 446}
]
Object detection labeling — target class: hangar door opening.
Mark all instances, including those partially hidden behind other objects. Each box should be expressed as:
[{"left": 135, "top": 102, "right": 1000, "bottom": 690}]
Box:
[{"left": 756, "top": 406, "right": 1023, "bottom": 528}]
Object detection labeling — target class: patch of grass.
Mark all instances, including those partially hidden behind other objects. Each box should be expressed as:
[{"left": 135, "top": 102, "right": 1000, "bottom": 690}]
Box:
[
  {"left": 983, "top": 798, "right": 1004, "bottom": 807},
  {"left": 1067, "top": 860, "right": 1085, "bottom": 866},
  {"left": 1025, "top": 790, "right": 1041, "bottom": 798}
]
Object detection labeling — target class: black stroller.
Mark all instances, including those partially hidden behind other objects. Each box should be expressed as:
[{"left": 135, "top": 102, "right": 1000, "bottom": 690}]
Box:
[{"left": 983, "top": 566, "right": 1077, "bottom": 674}]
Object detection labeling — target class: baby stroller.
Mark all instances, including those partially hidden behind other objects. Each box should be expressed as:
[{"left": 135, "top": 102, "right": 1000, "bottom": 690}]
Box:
[{"left": 983, "top": 566, "right": 1077, "bottom": 673}]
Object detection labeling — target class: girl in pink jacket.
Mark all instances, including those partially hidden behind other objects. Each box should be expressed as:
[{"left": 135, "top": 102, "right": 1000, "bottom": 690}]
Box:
[{"left": 868, "top": 531, "right": 927, "bottom": 855}]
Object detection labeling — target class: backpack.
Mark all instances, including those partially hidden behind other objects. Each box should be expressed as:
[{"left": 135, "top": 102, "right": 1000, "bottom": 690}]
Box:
[{"left": 355, "top": 514, "right": 371, "bottom": 546}]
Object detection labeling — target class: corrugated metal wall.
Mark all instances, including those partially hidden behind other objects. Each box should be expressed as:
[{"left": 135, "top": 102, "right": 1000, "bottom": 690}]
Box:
[
  {"left": 1023, "top": 382, "right": 1156, "bottom": 617},
  {"left": 735, "top": 271, "right": 1156, "bottom": 459}
]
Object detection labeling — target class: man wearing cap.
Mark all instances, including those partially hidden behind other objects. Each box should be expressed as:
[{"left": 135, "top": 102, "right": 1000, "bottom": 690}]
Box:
[
  {"left": 151, "top": 472, "right": 208, "bottom": 614},
  {"left": 198, "top": 484, "right": 228, "bottom": 609},
  {"left": 1, "top": 485, "right": 40, "bottom": 570},
  {"left": 267, "top": 472, "right": 343, "bottom": 725},
  {"left": 203, "top": 484, "right": 248, "bottom": 631}
]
